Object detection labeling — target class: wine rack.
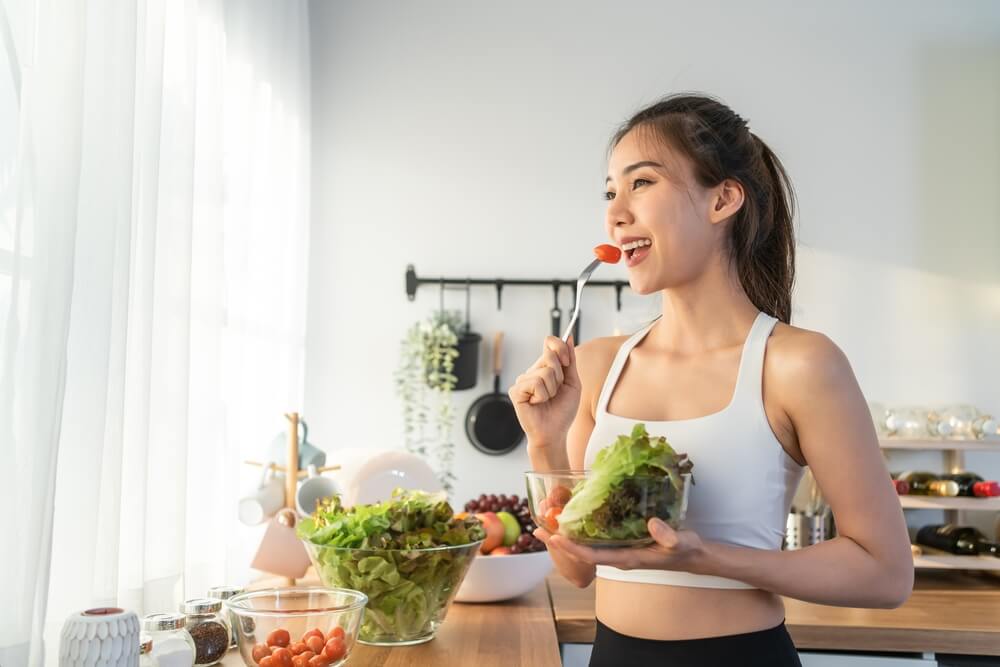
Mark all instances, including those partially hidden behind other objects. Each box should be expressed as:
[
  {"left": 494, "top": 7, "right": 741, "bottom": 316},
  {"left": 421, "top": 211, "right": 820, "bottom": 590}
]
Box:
[{"left": 880, "top": 437, "right": 1000, "bottom": 572}]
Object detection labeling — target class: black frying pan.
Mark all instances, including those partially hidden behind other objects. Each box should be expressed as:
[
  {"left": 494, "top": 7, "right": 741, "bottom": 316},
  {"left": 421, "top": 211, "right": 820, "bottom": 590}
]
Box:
[{"left": 465, "top": 332, "right": 525, "bottom": 456}]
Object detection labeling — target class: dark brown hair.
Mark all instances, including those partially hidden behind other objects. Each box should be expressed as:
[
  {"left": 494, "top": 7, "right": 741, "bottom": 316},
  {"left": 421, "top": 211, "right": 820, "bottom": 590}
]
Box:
[{"left": 610, "top": 94, "right": 796, "bottom": 323}]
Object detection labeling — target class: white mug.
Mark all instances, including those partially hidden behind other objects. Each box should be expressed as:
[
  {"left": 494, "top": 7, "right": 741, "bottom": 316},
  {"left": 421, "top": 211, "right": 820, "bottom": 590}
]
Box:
[
  {"left": 296, "top": 465, "right": 340, "bottom": 516},
  {"left": 238, "top": 465, "right": 285, "bottom": 526}
]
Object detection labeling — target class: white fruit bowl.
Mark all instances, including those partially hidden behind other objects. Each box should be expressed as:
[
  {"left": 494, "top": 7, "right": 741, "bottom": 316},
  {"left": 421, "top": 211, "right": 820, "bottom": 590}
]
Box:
[{"left": 454, "top": 550, "right": 553, "bottom": 603}]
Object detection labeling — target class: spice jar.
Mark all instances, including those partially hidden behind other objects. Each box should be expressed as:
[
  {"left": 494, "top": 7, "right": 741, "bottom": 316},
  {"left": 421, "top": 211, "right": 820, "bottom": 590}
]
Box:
[
  {"left": 206, "top": 585, "right": 244, "bottom": 648},
  {"left": 141, "top": 613, "right": 196, "bottom": 667},
  {"left": 180, "top": 598, "right": 232, "bottom": 665}
]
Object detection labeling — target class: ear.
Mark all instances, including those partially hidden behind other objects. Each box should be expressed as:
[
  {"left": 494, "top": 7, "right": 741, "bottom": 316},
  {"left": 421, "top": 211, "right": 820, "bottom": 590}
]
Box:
[{"left": 708, "top": 179, "right": 745, "bottom": 224}]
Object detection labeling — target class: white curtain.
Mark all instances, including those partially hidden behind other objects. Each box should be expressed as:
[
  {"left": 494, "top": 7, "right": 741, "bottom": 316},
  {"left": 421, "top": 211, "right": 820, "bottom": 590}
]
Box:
[{"left": 0, "top": 1, "right": 311, "bottom": 664}]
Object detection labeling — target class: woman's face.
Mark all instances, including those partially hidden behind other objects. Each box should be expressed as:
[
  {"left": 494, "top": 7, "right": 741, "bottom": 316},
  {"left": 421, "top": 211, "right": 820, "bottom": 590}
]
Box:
[{"left": 604, "top": 128, "right": 725, "bottom": 296}]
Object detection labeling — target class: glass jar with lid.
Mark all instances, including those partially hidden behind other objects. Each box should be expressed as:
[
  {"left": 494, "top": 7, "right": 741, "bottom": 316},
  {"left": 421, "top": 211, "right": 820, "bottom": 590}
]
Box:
[
  {"left": 141, "top": 613, "right": 196, "bottom": 667},
  {"left": 206, "top": 585, "right": 244, "bottom": 649},
  {"left": 180, "top": 598, "right": 231, "bottom": 665}
]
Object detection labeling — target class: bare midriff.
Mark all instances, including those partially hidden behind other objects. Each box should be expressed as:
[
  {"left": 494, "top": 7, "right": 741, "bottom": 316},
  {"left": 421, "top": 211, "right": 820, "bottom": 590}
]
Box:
[{"left": 596, "top": 577, "right": 786, "bottom": 640}]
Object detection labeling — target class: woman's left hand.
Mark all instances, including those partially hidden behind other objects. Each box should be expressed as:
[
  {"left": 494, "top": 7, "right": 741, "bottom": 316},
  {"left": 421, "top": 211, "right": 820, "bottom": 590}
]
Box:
[{"left": 541, "top": 518, "right": 706, "bottom": 571}]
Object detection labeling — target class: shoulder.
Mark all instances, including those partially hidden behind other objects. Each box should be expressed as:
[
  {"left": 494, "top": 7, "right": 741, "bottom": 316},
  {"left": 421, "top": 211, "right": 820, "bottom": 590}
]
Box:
[{"left": 765, "top": 322, "right": 855, "bottom": 397}]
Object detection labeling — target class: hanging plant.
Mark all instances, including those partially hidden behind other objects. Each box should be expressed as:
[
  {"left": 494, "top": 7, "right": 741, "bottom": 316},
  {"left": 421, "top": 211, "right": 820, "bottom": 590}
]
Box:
[{"left": 395, "top": 309, "right": 463, "bottom": 494}]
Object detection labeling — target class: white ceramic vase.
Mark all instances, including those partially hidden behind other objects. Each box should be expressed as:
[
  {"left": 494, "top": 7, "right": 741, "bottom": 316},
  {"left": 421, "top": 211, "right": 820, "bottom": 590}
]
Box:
[{"left": 59, "top": 607, "right": 141, "bottom": 667}]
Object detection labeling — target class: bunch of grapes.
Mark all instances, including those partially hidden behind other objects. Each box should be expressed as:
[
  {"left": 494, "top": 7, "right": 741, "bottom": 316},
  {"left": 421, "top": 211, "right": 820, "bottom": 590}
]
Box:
[{"left": 464, "top": 493, "right": 546, "bottom": 553}]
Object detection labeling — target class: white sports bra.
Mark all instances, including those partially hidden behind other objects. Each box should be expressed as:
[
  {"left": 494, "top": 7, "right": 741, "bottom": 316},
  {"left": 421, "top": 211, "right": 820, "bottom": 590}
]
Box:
[{"left": 583, "top": 311, "right": 804, "bottom": 589}]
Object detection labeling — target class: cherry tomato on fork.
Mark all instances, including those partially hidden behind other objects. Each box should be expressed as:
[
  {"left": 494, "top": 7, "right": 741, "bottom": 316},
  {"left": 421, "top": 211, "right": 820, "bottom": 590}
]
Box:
[{"left": 593, "top": 244, "right": 622, "bottom": 263}]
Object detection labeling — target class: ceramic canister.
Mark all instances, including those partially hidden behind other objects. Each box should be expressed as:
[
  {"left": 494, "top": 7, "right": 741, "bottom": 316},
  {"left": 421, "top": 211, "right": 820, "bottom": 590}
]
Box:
[{"left": 59, "top": 607, "right": 141, "bottom": 667}]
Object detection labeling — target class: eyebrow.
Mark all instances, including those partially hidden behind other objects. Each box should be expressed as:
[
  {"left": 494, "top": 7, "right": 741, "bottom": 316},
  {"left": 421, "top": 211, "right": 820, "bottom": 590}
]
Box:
[{"left": 606, "top": 161, "right": 664, "bottom": 184}]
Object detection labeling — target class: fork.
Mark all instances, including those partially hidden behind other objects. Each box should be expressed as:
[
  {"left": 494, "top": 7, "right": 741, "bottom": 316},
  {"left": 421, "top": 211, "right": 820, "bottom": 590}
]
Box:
[{"left": 560, "top": 257, "right": 604, "bottom": 342}]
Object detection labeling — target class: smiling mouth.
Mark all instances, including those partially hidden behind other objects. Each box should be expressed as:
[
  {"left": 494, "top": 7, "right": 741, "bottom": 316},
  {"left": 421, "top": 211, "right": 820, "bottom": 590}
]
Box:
[{"left": 621, "top": 238, "right": 652, "bottom": 260}]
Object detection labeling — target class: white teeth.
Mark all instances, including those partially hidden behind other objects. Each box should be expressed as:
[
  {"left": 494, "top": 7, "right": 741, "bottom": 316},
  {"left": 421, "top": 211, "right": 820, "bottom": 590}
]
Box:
[{"left": 621, "top": 239, "right": 652, "bottom": 251}]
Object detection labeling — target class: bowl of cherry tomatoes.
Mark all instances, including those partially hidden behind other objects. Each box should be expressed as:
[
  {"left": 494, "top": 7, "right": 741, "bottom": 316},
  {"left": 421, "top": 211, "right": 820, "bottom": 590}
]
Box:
[{"left": 225, "top": 587, "right": 367, "bottom": 666}]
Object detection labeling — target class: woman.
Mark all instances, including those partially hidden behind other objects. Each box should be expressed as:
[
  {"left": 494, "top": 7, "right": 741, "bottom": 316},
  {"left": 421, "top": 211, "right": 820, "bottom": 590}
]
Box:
[{"left": 509, "top": 94, "right": 913, "bottom": 666}]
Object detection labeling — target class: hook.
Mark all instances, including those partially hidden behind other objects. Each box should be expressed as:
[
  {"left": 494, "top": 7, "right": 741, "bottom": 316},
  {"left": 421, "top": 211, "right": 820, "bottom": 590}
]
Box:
[
  {"left": 464, "top": 278, "right": 472, "bottom": 333},
  {"left": 552, "top": 280, "right": 560, "bottom": 306},
  {"left": 615, "top": 282, "right": 624, "bottom": 312},
  {"left": 405, "top": 264, "right": 418, "bottom": 301},
  {"left": 439, "top": 278, "right": 445, "bottom": 315},
  {"left": 495, "top": 279, "right": 504, "bottom": 310}
]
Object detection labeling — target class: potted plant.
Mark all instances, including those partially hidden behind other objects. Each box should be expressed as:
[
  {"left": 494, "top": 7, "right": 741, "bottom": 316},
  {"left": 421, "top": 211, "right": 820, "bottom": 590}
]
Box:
[{"left": 395, "top": 309, "right": 467, "bottom": 494}]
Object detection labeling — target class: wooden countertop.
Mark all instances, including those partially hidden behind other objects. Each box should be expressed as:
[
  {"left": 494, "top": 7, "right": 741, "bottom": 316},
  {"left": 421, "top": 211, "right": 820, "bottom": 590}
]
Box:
[
  {"left": 221, "top": 580, "right": 561, "bottom": 667},
  {"left": 547, "top": 571, "right": 1000, "bottom": 656}
]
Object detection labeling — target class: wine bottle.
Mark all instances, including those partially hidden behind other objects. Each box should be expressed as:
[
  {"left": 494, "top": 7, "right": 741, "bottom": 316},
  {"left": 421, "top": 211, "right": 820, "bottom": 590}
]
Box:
[
  {"left": 891, "top": 477, "right": 910, "bottom": 495},
  {"left": 915, "top": 524, "right": 1000, "bottom": 557},
  {"left": 942, "top": 472, "right": 1000, "bottom": 498},
  {"left": 893, "top": 471, "right": 959, "bottom": 497}
]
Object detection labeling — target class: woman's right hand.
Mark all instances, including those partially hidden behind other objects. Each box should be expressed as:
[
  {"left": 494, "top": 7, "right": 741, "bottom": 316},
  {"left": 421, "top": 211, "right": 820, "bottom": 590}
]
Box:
[
  {"left": 533, "top": 527, "right": 596, "bottom": 588},
  {"left": 508, "top": 335, "right": 582, "bottom": 449}
]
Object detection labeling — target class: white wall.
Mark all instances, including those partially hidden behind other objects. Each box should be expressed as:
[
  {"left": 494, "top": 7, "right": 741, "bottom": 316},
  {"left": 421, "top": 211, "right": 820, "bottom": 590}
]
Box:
[{"left": 304, "top": 0, "right": 1000, "bottom": 520}]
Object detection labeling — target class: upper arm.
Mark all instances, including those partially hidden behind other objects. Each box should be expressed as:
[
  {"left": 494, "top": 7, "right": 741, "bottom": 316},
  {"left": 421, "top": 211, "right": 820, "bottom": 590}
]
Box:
[
  {"left": 565, "top": 338, "right": 616, "bottom": 470},
  {"left": 772, "top": 330, "right": 913, "bottom": 577}
]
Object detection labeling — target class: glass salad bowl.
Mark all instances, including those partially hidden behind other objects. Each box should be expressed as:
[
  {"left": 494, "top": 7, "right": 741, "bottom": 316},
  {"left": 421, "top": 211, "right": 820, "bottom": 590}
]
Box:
[
  {"left": 297, "top": 489, "right": 486, "bottom": 646},
  {"left": 525, "top": 470, "right": 691, "bottom": 548},
  {"left": 302, "top": 541, "right": 481, "bottom": 646},
  {"left": 225, "top": 587, "right": 366, "bottom": 666}
]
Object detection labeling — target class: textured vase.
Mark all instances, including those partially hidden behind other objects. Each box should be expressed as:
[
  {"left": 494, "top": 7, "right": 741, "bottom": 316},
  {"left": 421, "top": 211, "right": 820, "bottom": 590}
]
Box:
[{"left": 59, "top": 607, "right": 141, "bottom": 667}]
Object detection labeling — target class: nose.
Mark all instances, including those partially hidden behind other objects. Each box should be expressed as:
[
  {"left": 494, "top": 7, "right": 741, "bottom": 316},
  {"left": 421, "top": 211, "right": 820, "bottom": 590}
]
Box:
[{"left": 605, "top": 192, "right": 634, "bottom": 229}]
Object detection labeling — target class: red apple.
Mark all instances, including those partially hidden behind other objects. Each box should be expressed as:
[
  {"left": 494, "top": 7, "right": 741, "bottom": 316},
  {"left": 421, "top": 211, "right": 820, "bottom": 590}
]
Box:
[{"left": 475, "top": 512, "right": 505, "bottom": 554}]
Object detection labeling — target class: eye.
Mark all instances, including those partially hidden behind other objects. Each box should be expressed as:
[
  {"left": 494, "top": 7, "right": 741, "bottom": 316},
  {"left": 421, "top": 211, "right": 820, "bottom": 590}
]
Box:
[
  {"left": 632, "top": 178, "right": 652, "bottom": 190},
  {"left": 603, "top": 190, "right": 616, "bottom": 201}
]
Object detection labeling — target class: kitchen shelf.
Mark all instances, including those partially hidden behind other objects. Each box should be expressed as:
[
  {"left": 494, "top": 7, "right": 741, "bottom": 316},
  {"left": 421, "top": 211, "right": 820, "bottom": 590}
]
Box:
[
  {"left": 913, "top": 552, "right": 1000, "bottom": 571},
  {"left": 880, "top": 438, "right": 1000, "bottom": 451},
  {"left": 882, "top": 434, "right": 1000, "bottom": 526},
  {"left": 899, "top": 496, "right": 1000, "bottom": 511}
]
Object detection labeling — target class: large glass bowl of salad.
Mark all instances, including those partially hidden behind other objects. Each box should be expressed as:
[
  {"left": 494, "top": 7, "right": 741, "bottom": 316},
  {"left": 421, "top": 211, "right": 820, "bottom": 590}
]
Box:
[
  {"left": 298, "top": 489, "right": 484, "bottom": 646},
  {"left": 525, "top": 424, "right": 694, "bottom": 548}
]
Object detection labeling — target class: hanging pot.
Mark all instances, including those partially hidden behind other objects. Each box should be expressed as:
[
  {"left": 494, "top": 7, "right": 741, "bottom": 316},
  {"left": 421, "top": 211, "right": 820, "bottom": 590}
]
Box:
[
  {"left": 453, "top": 330, "right": 481, "bottom": 390},
  {"left": 451, "top": 280, "right": 480, "bottom": 390}
]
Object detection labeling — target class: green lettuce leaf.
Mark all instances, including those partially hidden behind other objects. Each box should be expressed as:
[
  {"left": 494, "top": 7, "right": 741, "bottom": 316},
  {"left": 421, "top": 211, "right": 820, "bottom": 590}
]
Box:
[{"left": 558, "top": 423, "right": 694, "bottom": 541}]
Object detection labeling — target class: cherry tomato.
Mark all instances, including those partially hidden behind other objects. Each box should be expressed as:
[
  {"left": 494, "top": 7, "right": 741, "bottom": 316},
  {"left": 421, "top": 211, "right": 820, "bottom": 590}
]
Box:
[
  {"left": 267, "top": 628, "right": 291, "bottom": 648},
  {"left": 299, "top": 651, "right": 316, "bottom": 661},
  {"left": 292, "top": 657, "right": 310, "bottom": 667},
  {"left": 271, "top": 647, "right": 293, "bottom": 667},
  {"left": 259, "top": 657, "right": 275, "bottom": 667},
  {"left": 301, "top": 628, "right": 325, "bottom": 644},
  {"left": 252, "top": 643, "right": 272, "bottom": 664},
  {"left": 290, "top": 642, "right": 308, "bottom": 656},
  {"left": 323, "top": 637, "right": 346, "bottom": 662},
  {"left": 307, "top": 655, "right": 331, "bottom": 667},
  {"left": 547, "top": 485, "right": 572, "bottom": 508},
  {"left": 544, "top": 505, "right": 562, "bottom": 531},
  {"left": 593, "top": 244, "right": 622, "bottom": 264},
  {"left": 305, "top": 635, "right": 325, "bottom": 654},
  {"left": 328, "top": 626, "right": 345, "bottom": 642}
]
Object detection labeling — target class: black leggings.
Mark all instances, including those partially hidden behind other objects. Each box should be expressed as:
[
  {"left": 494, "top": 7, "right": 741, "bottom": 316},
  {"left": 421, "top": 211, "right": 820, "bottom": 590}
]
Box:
[{"left": 589, "top": 618, "right": 802, "bottom": 667}]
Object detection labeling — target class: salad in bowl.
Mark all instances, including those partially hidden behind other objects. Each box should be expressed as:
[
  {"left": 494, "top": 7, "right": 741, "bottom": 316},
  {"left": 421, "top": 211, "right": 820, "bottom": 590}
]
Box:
[
  {"left": 525, "top": 424, "right": 694, "bottom": 547},
  {"left": 297, "top": 489, "right": 484, "bottom": 646}
]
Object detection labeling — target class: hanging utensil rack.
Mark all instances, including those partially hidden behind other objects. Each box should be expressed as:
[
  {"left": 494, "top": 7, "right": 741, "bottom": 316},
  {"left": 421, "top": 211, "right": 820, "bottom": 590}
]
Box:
[{"left": 405, "top": 264, "right": 631, "bottom": 311}]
